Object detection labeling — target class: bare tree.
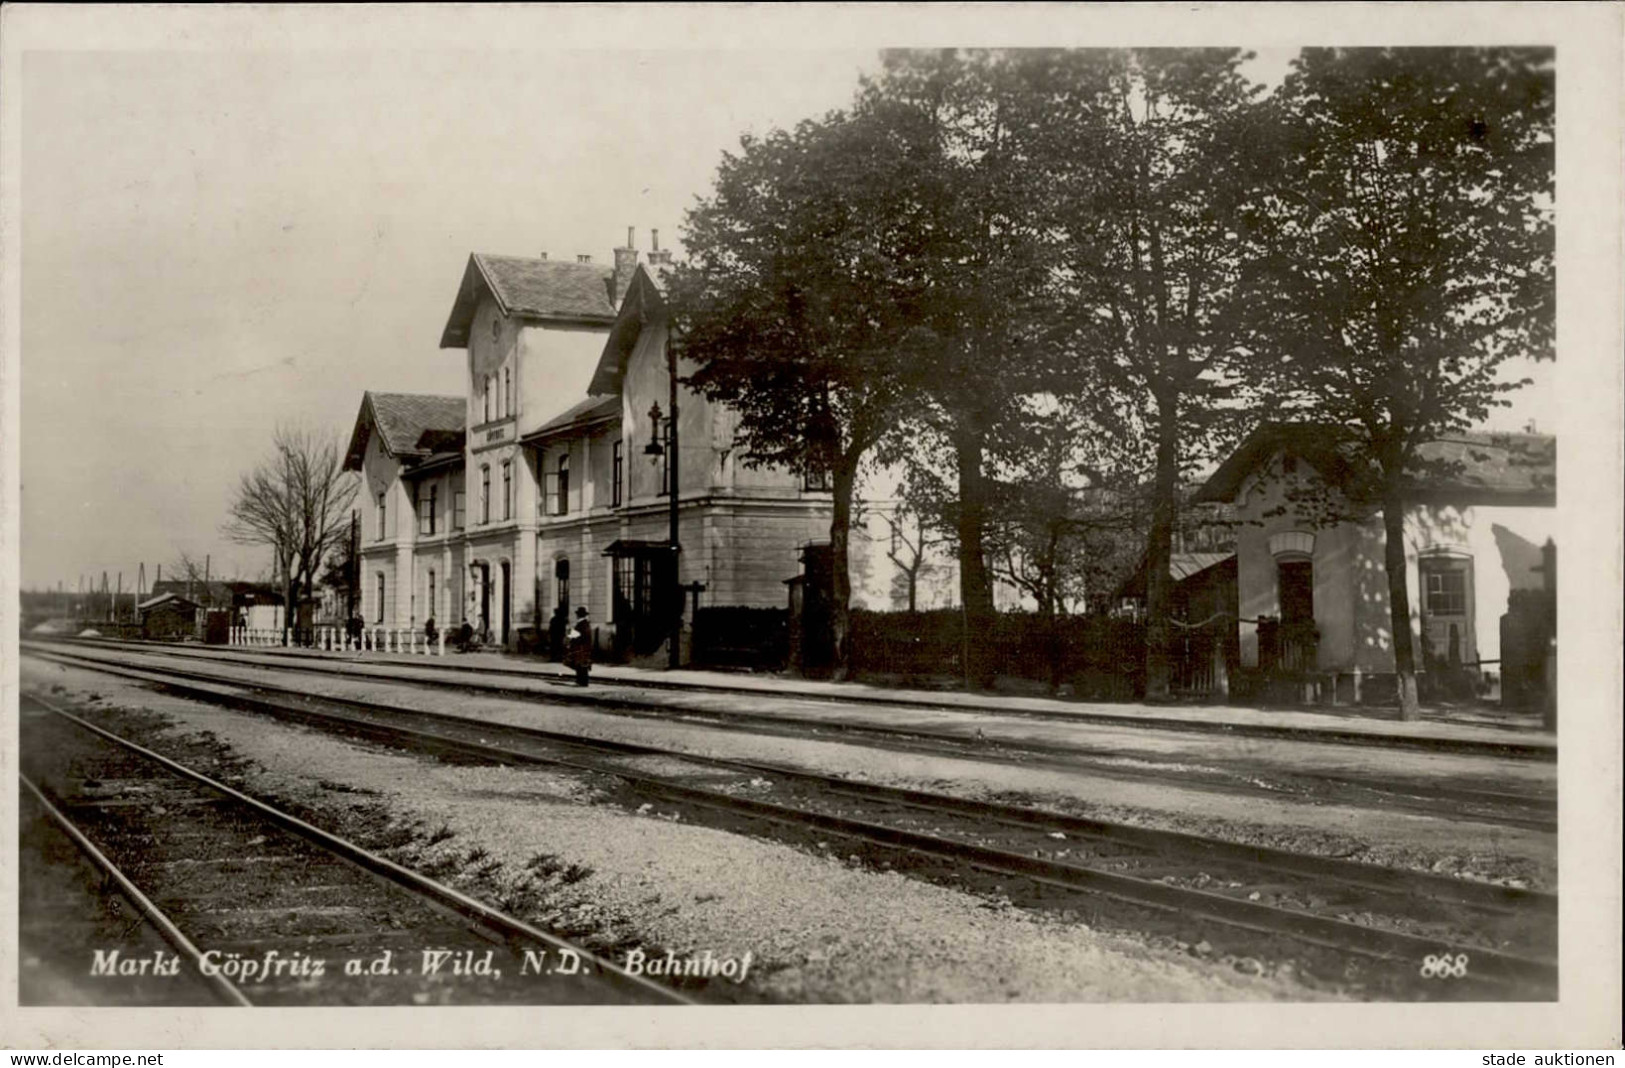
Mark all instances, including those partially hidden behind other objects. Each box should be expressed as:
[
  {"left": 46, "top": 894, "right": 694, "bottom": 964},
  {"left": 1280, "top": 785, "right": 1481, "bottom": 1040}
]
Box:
[
  {"left": 224, "top": 426, "right": 357, "bottom": 641},
  {"left": 880, "top": 506, "right": 941, "bottom": 614},
  {"left": 167, "top": 551, "right": 215, "bottom": 608}
]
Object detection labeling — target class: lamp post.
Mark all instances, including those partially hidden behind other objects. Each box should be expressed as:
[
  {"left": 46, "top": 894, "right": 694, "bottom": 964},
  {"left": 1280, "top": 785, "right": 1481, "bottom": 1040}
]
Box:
[{"left": 643, "top": 338, "right": 681, "bottom": 668}]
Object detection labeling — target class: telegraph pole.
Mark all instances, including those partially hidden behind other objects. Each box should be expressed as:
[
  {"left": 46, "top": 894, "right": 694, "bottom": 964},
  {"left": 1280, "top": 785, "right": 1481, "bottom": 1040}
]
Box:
[{"left": 666, "top": 337, "right": 680, "bottom": 670}]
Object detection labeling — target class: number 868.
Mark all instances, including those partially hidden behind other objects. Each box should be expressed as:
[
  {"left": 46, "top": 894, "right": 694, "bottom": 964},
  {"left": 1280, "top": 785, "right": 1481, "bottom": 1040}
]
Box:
[{"left": 1420, "top": 953, "right": 1469, "bottom": 978}]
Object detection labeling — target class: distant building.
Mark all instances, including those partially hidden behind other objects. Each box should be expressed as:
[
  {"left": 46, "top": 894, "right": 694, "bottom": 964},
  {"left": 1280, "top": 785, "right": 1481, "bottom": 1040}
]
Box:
[
  {"left": 137, "top": 592, "right": 201, "bottom": 641},
  {"left": 1195, "top": 424, "right": 1557, "bottom": 704}
]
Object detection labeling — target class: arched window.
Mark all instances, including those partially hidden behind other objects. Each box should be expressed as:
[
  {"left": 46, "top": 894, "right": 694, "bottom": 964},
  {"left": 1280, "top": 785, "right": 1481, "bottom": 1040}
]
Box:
[
  {"left": 480, "top": 465, "right": 491, "bottom": 524},
  {"left": 504, "top": 367, "right": 513, "bottom": 416},
  {"left": 483, "top": 375, "right": 492, "bottom": 423},
  {"left": 502, "top": 460, "right": 513, "bottom": 521}
]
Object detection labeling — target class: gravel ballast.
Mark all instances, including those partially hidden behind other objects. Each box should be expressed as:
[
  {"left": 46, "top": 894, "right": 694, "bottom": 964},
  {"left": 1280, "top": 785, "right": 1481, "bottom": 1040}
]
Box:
[
  {"left": 21, "top": 660, "right": 1328, "bottom": 1003},
  {"left": 38, "top": 649, "right": 1553, "bottom": 889}
]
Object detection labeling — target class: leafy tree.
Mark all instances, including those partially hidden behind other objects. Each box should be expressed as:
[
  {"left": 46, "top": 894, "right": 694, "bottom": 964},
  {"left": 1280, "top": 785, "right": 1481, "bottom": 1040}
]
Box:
[
  {"left": 983, "top": 398, "right": 1148, "bottom": 689},
  {"left": 1009, "top": 48, "right": 1275, "bottom": 700},
  {"left": 669, "top": 108, "right": 922, "bottom": 678},
  {"left": 1260, "top": 48, "right": 1554, "bottom": 719},
  {"left": 861, "top": 50, "right": 1068, "bottom": 689}
]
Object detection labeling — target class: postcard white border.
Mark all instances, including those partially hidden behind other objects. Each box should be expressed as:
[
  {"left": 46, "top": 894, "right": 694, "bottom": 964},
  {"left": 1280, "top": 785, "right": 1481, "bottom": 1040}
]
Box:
[{"left": 2, "top": 2, "right": 1619, "bottom": 1050}]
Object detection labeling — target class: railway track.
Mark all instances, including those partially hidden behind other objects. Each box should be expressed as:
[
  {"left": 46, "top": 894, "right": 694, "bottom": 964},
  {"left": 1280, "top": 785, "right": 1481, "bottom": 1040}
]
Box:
[
  {"left": 18, "top": 691, "right": 692, "bottom": 1007},
  {"left": 24, "top": 639, "right": 1558, "bottom": 832},
  {"left": 23, "top": 649, "right": 1558, "bottom": 1001},
  {"left": 35, "top": 635, "right": 1557, "bottom": 759}
]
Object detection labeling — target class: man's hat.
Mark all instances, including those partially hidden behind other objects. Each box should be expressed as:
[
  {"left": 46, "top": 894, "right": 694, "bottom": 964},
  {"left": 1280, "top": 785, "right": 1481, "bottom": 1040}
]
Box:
[{"left": 575, "top": 606, "right": 588, "bottom": 618}]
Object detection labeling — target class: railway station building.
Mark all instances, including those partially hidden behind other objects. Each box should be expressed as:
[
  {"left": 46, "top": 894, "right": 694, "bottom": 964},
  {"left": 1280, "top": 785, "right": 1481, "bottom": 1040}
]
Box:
[{"left": 343, "top": 232, "right": 832, "bottom": 657}]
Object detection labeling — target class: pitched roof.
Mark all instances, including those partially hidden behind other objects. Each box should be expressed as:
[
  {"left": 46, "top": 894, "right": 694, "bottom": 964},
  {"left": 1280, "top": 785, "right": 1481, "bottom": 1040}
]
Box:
[
  {"left": 440, "top": 254, "right": 617, "bottom": 348},
  {"left": 150, "top": 579, "right": 235, "bottom": 605},
  {"left": 519, "top": 395, "right": 620, "bottom": 447},
  {"left": 589, "top": 263, "right": 667, "bottom": 396},
  {"left": 1195, "top": 423, "right": 1556, "bottom": 505},
  {"left": 344, "top": 391, "right": 466, "bottom": 471}
]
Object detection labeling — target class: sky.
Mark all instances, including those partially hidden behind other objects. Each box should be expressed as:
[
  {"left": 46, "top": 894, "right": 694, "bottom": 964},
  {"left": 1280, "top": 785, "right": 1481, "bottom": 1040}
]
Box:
[
  {"left": 16, "top": 42, "right": 1551, "bottom": 591},
  {"left": 19, "top": 47, "right": 876, "bottom": 589}
]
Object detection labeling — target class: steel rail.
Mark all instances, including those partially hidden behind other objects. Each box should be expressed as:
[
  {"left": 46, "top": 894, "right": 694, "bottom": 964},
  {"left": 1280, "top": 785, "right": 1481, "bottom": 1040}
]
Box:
[
  {"left": 27, "top": 643, "right": 1557, "bottom": 913},
  {"left": 23, "top": 658, "right": 1557, "bottom": 997},
  {"left": 25, "top": 641, "right": 1560, "bottom": 835},
  {"left": 20, "top": 772, "right": 255, "bottom": 1007},
  {"left": 26, "top": 636, "right": 1558, "bottom": 761},
  {"left": 22, "top": 691, "right": 695, "bottom": 1007}
]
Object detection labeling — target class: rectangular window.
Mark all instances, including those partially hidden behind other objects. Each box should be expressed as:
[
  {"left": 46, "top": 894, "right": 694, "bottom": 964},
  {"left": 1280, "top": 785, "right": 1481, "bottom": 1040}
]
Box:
[
  {"left": 480, "top": 465, "right": 491, "bottom": 524},
  {"left": 502, "top": 461, "right": 513, "bottom": 521},
  {"left": 374, "top": 573, "right": 385, "bottom": 623},
  {"left": 376, "top": 492, "right": 387, "bottom": 540},
  {"left": 556, "top": 454, "right": 570, "bottom": 516},
  {"left": 612, "top": 440, "right": 623, "bottom": 508},
  {"left": 418, "top": 484, "right": 437, "bottom": 536},
  {"left": 427, "top": 569, "right": 437, "bottom": 623},
  {"left": 1426, "top": 569, "right": 1467, "bottom": 615},
  {"left": 504, "top": 368, "right": 513, "bottom": 417},
  {"left": 452, "top": 491, "right": 466, "bottom": 530},
  {"left": 483, "top": 376, "right": 492, "bottom": 423},
  {"left": 803, "top": 466, "right": 832, "bottom": 492}
]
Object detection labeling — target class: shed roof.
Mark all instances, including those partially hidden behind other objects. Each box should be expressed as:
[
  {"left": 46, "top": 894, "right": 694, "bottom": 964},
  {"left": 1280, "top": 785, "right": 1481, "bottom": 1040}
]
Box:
[
  {"left": 1118, "top": 552, "right": 1236, "bottom": 599},
  {"left": 520, "top": 395, "right": 620, "bottom": 447},
  {"left": 440, "top": 254, "right": 617, "bottom": 348}
]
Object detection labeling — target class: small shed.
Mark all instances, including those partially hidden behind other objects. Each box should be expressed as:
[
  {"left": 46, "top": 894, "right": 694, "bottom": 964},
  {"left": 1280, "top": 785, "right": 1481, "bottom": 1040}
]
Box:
[{"left": 138, "top": 592, "right": 202, "bottom": 641}]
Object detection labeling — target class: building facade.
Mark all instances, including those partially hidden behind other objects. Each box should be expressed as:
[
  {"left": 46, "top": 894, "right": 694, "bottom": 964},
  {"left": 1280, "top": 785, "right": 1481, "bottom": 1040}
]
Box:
[
  {"left": 345, "top": 234, "right": 834, "bottom": 657},
  {"left": 1195, "top": 424, "right": 1557, "bottom": 703}
]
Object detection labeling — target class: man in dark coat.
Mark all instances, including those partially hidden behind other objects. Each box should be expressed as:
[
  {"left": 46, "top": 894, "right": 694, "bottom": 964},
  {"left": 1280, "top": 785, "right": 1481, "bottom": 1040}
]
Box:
[{"left": 564, "top": 606, "right": 593, "bottom": 686}]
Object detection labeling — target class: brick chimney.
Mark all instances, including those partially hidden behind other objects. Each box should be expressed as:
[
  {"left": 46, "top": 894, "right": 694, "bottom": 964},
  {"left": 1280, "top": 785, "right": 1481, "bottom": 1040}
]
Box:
[
  {"left": 611, "top": 226, "right": 639, "bottom": 306},
  {"left": 647, "top": 227, "right": 673, "bottom": 267}
]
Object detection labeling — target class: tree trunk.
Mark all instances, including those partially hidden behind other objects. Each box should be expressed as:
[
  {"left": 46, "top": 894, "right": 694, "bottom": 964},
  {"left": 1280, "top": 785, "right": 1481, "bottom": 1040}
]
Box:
[
  {"left": 284, "top": 572, "right": 296, "bottom": 646},
  {"left": 1143, "top": 387, "right": 1180, "bottom": 702},
  {"left": 829, "top": 455, "right": 859, "bottom": 682},
  {"left": 954, "top": 431, "right": 996, "bottom": 690},
  {"left": 1382, "top": 481, "right": 1422, "bottom": 720},
  {"left": 1042, "top": 593, "right": 1062, "bottom": 694}
]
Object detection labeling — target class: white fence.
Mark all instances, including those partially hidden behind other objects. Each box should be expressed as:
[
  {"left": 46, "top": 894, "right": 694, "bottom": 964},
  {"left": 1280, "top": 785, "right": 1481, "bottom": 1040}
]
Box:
[{"left": 230, "top": 626, "right": 446, "bottom": 656}]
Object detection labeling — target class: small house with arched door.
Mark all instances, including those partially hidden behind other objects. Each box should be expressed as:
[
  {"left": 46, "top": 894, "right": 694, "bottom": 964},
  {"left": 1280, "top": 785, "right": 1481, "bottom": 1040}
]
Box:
[{"left": 1195, "top": 423, "right": 1556, "bottom": 707}]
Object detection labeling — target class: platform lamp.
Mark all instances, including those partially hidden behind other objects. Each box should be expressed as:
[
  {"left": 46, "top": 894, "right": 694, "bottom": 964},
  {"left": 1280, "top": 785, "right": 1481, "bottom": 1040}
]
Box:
[{"left": 642, "top": 339, "right": 682, "bottom": 669}]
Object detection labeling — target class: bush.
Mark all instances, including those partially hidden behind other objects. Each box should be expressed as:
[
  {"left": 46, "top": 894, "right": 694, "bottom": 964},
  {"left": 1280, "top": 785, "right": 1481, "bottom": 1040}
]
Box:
[
  {"left": 692, "top": 606, "right": 789, "bottom": 670},
  {"left": 850, "top": 608, "right": 1145, "bottom": 698}
]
